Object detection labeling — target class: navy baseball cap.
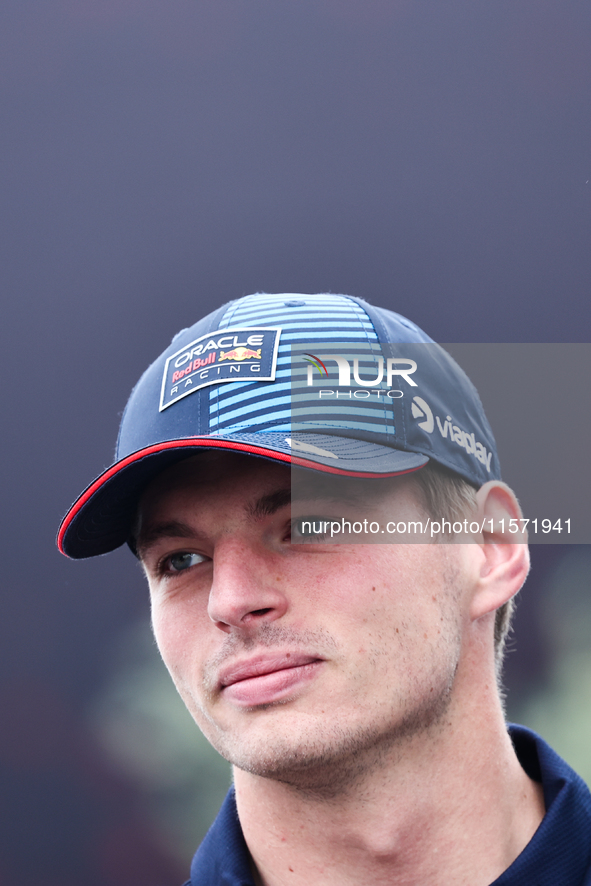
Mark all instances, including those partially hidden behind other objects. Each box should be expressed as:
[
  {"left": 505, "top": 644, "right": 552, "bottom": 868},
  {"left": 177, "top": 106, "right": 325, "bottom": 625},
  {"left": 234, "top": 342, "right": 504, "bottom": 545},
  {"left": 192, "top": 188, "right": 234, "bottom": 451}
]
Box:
[{"left": 58, "top": 293, "right": 500, "bottom": 558}]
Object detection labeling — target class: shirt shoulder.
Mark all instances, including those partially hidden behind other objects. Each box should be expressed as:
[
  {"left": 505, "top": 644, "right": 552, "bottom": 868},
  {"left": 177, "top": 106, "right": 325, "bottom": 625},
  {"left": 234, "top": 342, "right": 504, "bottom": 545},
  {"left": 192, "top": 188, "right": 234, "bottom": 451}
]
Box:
[{"left": 491, "top": 724, "right": 591, "bottom": 885}]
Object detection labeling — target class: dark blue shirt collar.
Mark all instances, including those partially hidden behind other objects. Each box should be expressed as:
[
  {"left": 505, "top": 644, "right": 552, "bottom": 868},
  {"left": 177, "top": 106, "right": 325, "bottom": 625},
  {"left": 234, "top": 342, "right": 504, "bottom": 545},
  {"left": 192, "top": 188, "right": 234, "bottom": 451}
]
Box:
[
  {"left": 188, "top": 725, "right": 591, "bottom": 886},
  {"left": 189, "top": 784, "right": 253, "bottom": 886},
  {"left": 491, "top": 725, "right": 591, "bottom": 885}
]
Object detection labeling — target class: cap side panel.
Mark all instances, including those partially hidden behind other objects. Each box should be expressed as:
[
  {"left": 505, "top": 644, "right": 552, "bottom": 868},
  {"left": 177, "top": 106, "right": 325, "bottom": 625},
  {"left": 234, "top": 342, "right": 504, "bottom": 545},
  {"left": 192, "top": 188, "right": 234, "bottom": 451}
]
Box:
[{"left": 115, "top": 301, "right": 230, "bottom": 458}]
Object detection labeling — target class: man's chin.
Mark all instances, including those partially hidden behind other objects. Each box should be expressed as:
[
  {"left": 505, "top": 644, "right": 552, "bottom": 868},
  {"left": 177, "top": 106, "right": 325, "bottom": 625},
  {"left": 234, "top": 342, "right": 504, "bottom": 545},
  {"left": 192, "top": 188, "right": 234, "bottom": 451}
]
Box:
[
  {"left": 211, "top": 688, "right": 456, "bottom": 797},
  {"left": 209, "top": 721, "right": 402, "bottom": 798}
]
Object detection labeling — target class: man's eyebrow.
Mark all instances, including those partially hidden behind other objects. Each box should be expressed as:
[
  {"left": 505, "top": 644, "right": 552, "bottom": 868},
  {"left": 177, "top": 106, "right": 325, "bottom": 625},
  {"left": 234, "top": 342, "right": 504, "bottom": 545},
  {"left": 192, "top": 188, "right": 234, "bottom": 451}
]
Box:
[
  {"left": 247, "top": 488, "right": 292, "bottom": 520},
  {"left": 135, "top": 520, "right": 198, "bottom": 559},
  {"left": 136, "top": 492, "right": 295, "bottom": 554},
  {"left": 246, "top": 485, "right": 367, "bottom": 520}
]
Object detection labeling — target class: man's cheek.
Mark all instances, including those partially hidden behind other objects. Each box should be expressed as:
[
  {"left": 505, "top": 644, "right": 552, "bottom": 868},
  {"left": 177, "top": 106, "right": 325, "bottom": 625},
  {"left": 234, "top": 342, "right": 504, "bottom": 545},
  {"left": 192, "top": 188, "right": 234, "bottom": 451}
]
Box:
[{"left": 152, "top": 612, "right": 193, "bottom": 675}]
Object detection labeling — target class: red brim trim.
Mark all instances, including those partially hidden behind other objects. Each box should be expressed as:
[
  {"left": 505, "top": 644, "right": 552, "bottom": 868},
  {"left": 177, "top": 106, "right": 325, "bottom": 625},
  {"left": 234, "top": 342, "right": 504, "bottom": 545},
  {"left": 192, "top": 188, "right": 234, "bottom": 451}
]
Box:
[{"left": 58, "top": 437, "right": 425, "bottom": 555}]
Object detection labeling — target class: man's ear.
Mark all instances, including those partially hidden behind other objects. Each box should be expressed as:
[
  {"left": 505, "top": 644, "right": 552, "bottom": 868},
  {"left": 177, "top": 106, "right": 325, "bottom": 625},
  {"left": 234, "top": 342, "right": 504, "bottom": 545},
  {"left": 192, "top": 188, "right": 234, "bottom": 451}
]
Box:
[{"left": 469, "top": 481, "right": 530, "bottom": 622}]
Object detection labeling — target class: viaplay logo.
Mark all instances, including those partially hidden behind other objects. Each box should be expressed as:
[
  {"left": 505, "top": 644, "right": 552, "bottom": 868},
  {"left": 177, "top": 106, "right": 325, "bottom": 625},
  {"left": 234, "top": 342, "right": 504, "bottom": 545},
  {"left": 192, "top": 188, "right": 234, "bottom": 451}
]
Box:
[
  {"left": 159, "top": 327, "right": 281, "bottom": 410},
  {"left": 411, "top": 396, "right": 493, "bottom": 472}
]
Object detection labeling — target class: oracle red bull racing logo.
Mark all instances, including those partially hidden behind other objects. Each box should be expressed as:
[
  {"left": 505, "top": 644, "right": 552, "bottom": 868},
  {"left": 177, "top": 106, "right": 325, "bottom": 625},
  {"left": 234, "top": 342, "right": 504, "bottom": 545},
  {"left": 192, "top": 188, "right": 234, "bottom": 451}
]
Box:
[{"left": 159, "top": 327, "right": 281, "bottom": 410}]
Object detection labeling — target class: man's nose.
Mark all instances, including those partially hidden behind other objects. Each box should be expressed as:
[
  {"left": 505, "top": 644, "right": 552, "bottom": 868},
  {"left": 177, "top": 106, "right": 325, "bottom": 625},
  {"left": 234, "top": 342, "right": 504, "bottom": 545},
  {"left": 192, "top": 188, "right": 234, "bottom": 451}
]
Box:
[{"left": 207, "top": 540, "right": 288, "bottom": 632}]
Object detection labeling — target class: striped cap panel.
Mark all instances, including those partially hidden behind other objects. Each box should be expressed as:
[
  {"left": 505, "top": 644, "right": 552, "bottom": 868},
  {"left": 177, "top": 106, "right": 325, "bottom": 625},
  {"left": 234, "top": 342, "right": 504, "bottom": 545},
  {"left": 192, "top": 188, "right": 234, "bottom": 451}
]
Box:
[
  {"left": 208, "top": 294, "right": 384, "bottom": 435},
  {"left": 290, "top": 340, "right": 397, "bottom": 438},
  {"left": 209, "top": 295, "right": 394, "bottom": 436}
]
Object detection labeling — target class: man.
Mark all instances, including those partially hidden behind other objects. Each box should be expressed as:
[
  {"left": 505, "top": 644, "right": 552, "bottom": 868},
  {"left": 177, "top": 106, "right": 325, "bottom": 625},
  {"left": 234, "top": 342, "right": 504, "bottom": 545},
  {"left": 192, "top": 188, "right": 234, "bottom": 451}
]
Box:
[{"left": 59, "top": 293, "right": 591, "bottom": 885}]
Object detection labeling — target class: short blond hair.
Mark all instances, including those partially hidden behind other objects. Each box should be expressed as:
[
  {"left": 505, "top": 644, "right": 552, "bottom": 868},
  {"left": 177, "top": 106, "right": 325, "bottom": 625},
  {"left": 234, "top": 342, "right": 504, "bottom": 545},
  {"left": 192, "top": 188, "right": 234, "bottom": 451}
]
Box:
[{"left": 412, "top": 461, "right": 515, "bottom": 673}]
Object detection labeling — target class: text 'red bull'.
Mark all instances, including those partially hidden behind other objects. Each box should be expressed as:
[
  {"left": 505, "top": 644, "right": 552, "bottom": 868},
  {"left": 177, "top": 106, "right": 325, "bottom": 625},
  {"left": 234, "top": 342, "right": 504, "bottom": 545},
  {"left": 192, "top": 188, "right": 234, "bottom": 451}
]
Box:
[{"left": 171, "top": 351, "right": 216, "bottom": 383}]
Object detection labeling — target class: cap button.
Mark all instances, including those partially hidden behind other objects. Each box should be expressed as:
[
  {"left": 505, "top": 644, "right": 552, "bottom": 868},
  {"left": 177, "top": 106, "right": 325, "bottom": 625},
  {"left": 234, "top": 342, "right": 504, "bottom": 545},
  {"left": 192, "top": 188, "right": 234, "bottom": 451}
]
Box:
[{"left": 284, "top": 300, "right": 306, "bottom": 307}]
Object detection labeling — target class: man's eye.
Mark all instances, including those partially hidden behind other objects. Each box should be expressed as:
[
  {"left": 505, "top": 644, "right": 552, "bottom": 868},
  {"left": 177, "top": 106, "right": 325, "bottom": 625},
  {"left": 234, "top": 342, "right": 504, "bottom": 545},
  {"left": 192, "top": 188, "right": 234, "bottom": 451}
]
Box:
[
  {"left": 164, "top": 552, "right": 205, "bottom": 573},
  {"left": 290, "top": 517, "right": 330, "bottom": 543}
]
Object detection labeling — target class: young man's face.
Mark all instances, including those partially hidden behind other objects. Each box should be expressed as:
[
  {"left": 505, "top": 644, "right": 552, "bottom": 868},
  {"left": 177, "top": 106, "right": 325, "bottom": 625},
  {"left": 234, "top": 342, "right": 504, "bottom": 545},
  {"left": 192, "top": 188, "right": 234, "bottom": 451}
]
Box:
[{"left": 138, "top": 452, "right": 472, "bottom": 791}]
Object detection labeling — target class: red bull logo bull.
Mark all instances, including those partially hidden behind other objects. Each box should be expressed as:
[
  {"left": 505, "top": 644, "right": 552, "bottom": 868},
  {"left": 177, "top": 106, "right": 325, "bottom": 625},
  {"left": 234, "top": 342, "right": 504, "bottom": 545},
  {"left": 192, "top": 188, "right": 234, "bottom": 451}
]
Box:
[{"left": 219, "top": 347, "right": 262, "bottom": 362}]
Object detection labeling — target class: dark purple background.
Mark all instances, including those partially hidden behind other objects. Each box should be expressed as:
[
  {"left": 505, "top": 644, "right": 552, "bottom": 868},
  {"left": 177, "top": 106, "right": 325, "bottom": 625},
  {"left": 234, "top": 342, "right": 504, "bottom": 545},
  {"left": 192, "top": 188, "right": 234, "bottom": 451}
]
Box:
[{"left": 1, "top": 1, "right": 590, "bottom": 883}]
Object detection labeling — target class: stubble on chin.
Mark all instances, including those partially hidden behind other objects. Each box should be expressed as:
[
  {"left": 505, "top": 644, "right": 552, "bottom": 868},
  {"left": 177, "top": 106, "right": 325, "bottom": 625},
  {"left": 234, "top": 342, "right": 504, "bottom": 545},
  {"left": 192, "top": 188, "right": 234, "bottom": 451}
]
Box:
[{"left": 227, "top": 651, "right": 459, "bottom": 801}]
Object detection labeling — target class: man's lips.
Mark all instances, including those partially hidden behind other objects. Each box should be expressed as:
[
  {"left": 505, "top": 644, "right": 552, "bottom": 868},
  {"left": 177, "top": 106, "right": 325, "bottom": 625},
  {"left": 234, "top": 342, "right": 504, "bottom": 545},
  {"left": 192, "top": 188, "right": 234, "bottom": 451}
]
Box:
[
  {"left": 218, "top": 653, "right": 324, "bottom": 706},
  {"left": 219, "top": 652, "right": 322, "bottom": 688}
]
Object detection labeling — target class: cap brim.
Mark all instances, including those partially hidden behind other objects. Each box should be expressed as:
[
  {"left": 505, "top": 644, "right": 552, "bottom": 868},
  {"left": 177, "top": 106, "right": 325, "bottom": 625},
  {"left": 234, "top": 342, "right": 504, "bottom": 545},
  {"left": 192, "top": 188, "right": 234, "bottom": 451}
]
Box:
[{"left": 58, "top": 433, "right": 428, "bottom": 559}]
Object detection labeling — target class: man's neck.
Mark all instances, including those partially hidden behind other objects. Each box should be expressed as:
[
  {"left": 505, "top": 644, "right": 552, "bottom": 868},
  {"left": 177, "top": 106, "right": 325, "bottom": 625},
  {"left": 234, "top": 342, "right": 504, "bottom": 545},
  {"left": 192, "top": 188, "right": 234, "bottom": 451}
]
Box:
[{"left": 234, "top": 700, "right": 545, "bottom": 886}]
